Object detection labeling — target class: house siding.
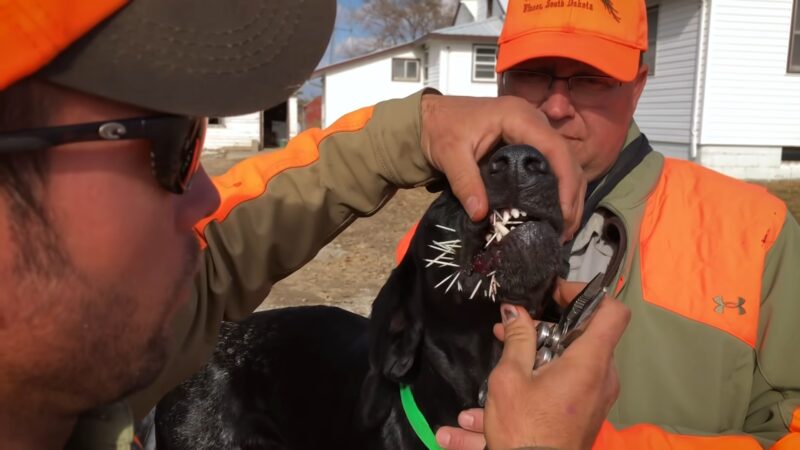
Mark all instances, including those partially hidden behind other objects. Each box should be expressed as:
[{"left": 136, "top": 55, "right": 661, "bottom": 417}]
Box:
[
  {"left": 425, "top": 43, "right": 442, "bottom": 89},
  {"left": 436, "top": 40, "right": 499, "bottom": 96},
  {"left": 204, "top": 113, "right": 261, "bottom": 151},
  {"left": 322, "top": 49, "right": 424, "bottom": 126},
  {"left": 699, "top": 0, "right": 800, "bottom": 179},
  {"left": 635, "top": 0, "right": 702, "bottom": 160}
]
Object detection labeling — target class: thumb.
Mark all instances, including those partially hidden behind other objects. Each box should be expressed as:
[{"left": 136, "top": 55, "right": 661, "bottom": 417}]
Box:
[
  {"left": 496, "top": 304, "right": 537, "bottom": 375},
  {"left": 437, "top": 146, "right": 489, "bottom": 221}
]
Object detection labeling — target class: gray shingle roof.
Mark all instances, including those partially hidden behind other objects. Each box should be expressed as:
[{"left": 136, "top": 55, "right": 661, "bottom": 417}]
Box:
[{"left": 430, "top": 16, "right": 503, "bottom": 38}]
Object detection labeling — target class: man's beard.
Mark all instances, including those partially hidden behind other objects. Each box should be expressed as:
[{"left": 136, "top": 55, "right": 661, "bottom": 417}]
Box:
[{"left": 6, "top": 203, "right": 201, "bottom": 410}]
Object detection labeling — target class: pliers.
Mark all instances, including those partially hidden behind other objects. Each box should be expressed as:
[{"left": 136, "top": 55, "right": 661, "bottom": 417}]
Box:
[{"left": 534, "top": 271, "right": 607, "bottom": 369}]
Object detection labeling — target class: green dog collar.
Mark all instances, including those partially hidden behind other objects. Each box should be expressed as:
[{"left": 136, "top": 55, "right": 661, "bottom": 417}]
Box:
[{"left": 399, "top": 384, "right": 444, "bottom": 450}]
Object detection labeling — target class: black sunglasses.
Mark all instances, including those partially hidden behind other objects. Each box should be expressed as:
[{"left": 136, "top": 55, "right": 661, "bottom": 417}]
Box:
[{"left": 0, "top": 115, "right": 206, "bottom": 194}]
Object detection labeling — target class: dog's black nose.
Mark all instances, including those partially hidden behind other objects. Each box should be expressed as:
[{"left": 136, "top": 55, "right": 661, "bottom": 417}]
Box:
[{"left": 488, "top": 145, "right": 550, "bottom": 186}]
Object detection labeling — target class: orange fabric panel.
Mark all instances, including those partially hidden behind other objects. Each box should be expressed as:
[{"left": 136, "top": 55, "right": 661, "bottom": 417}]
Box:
[
  {"left": 771, "top": 432, "right": 800, "bottom": 450},
  {"left": 395, "top": 222, "right": 419, "bottom": 265},
  {"left": 194, "top": 106, "right": 375, "bottom": 244},
  {"left": 593, "top": 420, "right": 762, "bottom": 450},
  {"left": 792, "top": 408, "right": 800, "bottom": 433},
  {"left": 0, "top": 0, "right": 127, "bottom": 89},
  {"left": 638, "top": 159, "right": 786, "bottom": 348}
]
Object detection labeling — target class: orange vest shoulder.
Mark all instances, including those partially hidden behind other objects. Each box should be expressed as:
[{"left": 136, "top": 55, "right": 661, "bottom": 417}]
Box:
[{"left": 639, "top": 158, "right": 787, "bottom": 347}]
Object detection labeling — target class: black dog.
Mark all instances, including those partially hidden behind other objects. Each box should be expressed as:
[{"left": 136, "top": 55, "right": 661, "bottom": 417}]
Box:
[{"left": 155, "top": 145, "right": 563, "bottom": 449}]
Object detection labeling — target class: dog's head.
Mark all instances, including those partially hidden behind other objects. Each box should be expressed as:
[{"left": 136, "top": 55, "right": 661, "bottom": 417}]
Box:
[
  {"left": 414, "top": 144, "right": 563, "bottom": 314},
  {"left": 360, "top": 146, "right": 563, "bottom": 428}
]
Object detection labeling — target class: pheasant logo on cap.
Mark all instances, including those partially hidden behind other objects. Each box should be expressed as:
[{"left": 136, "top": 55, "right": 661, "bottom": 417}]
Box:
[{"left": 601, "top": 0, "right": 621, "bottom": 22}]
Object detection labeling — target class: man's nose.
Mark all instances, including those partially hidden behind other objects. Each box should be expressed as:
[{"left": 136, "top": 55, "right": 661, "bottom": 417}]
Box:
[
  {"left": 486, "top": 144, "right": 551, "bottom": 190},
  {"left": 539, "top": 80, "right": 576, "bottom": 122}
]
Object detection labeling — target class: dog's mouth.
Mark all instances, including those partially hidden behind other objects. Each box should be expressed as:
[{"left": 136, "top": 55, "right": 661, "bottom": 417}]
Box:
[{"left": 425, "top": 203, "right": 561, "bottom": 314}]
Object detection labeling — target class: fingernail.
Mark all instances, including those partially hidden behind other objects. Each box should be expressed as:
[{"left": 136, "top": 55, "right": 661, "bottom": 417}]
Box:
[
  {"left": 466, "top": 195, "right": 479, "bottom": 218},
  {"left": 436, "top": 430, "right": 451, "bottom": 447},
  {"left": 501, "top": 304, "right": 518, "bottom": 325},
  {"left": 459, "top": 411, "right": 475, "bottom": 428}
]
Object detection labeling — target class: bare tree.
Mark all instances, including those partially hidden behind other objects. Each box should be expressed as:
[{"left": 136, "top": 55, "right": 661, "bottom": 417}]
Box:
[{"left": 344, "top": 0, "right": 458, "bottom": 57}]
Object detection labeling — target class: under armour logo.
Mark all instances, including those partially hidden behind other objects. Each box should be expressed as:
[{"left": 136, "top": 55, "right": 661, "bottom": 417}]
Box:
[{"left": 713, "top": 296, "right": 746, "bottom": 315}]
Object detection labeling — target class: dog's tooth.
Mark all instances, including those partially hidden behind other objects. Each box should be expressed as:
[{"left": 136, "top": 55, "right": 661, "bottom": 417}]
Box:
[
  {"left": 521, "top": 211, "right": 528, "bottom": 217},
  {"left": 502, "top": 210, "right": 511, "bottom": 223},
  {"left": 496, "top": 233, "right": 503, "bottom": 242},
  {"left": 511, "top": 208, "right": 520, "bottom": 218},
  {"left": 496, "top": 223, "right": 510, "bottom": 236}
]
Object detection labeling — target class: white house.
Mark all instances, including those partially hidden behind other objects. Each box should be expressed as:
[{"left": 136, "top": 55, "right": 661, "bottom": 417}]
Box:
[
  {"left": 313, "top": 0, "right": 800, "bottom": 180},
  {"left": 638, "top": 0, "right": 800, "bottom": 179},
  {"left": 203, "top": 96, "right": 300, "bottom": 153},
  {"left": 312, "top": 1, "right": 507, "bottom": 127}
]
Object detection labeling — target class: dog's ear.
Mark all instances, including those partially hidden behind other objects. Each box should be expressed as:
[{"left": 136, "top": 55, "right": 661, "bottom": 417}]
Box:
[
  {"left": 368, "top": 254, "right": 424, "bottom": 382},
  {"left": 358, "top": 252, "right": 426, "bottom": 428}
]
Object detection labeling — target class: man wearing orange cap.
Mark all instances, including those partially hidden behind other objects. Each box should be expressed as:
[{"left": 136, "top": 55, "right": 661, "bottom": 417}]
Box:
[
  {"left": 0, "top": 0, "right": 636, "bottom": 449},
  {"left": 435, "top": 1, "right": 800, "bottom": 449}
]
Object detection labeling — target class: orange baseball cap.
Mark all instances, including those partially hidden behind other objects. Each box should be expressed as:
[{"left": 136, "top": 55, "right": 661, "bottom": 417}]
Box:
[
  {"left": 497, "top": 0, "right": 648, "bottom": 82},
  {"left": 0, "top": 0, "right": 336, "bottom": 116},
  {"left": 0, "top": 0, "right": 126, "bottom": 91}
]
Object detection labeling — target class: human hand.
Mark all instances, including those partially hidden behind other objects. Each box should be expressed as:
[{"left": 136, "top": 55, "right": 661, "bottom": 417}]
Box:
[
  {"left": 435, "top": 281, "right": 630, "bottom": 450},
  {"left": 419, "top": 93, "right": 585, "bottom": 240}
]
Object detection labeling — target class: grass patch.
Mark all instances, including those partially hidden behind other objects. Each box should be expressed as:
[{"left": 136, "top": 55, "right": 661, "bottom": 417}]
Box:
[{"left": 757, "top": 181, "right": 800, "bottom": 221}]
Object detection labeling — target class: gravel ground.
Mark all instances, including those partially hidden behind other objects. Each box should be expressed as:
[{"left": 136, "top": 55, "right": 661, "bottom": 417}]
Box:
[{"left": 203, "top": 153, "right": 436, "bottom": 317}]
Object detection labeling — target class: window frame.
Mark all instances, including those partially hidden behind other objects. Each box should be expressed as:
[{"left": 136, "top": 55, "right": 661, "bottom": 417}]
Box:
[
  {"left": 789, "top": 0, "right": 800, "bottom": 73},
  {"left": 643, "top": 5, "right": 659, "bottom": 77},
  {"left": 472, "top": 44, "right": 498, "bottom": 82},
  {"left": 391, "top": 58, "right": 421, "bottom": 82}
]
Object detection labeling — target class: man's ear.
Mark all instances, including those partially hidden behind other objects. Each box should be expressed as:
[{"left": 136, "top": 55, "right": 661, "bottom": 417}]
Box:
[{"left": 368, "top": 254, "right": 424, "bottom": 382}]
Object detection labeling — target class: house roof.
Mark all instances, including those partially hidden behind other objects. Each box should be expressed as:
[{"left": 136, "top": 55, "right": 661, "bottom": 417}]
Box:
[
  {"left": 312, "top": 17, "right": 502, "bottom": 77},
  {"left": 430, "top": 16, "right": 503, "bottom": 38}
]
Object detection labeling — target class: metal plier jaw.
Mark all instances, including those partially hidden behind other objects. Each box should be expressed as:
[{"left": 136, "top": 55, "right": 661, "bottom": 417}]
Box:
[{"left": 534, "top": 272, "right": 607, "bottom": 369}]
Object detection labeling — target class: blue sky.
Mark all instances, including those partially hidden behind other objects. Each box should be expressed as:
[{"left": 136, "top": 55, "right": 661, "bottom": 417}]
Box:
[{"left": 317, "top": 0, "right": 369, "bottom": 67}]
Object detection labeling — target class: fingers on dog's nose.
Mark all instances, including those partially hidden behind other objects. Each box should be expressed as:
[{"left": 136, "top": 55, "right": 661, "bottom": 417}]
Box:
[{"left": 440, "top": 150, "right": 489, "bottom": 221}]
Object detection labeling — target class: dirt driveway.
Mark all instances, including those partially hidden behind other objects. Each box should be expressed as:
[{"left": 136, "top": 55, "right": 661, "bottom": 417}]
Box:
[{"left": 203, "top": 154, "right": 436, "bottom": 317}]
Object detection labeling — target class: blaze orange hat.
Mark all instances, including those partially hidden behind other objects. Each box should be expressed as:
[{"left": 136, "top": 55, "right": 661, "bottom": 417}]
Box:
[
  {"left": 0, "top": 0, "right": 336, "bottom": 116},
  {"left": 497, "top": 0, "right": 648, "bottom": 82}
]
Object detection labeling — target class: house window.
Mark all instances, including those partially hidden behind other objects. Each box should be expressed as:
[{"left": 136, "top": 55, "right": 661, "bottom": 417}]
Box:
[
  {"left": 789, "top": 0, "right": 800, "bottom": 72},
  {"left": 782, "top": 147, "right": 800, "bottom": 162},
  {"left": 473, "top": 45, "right": 497, "bottom": 82},
  {"left": 643, "top": 6, "right": 659, "bottom": 76},
  {"left": 392, "top": 58, "right": 420, "bottom": 82},
  {"left": 209, "top": 117, "right": 225, "bottom": 127}
]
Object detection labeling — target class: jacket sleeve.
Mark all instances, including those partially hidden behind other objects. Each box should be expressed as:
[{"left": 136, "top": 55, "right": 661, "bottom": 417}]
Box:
[
  {"left": 592, "top": 213, "right": 800, "bottom": 450},
  {"left": 127, "top": 90, "right": 439, "bottom": 418}
]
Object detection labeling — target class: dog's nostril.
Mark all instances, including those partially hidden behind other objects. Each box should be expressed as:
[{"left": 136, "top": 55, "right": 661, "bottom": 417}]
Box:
[
  {"left": 490, "top": 155, "right": 510, "bottom": 175},
  {"left": 523, "top": 155, "right": 549, "bottom": 175}
]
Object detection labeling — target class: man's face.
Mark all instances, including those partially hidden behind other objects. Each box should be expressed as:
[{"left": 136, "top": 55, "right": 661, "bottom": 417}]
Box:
[
  {"left": 499, "top": 57, "right": 648, "bottom": 181},
  {"left": 0, "top": 83, "right": 220, "bottom": 411}
]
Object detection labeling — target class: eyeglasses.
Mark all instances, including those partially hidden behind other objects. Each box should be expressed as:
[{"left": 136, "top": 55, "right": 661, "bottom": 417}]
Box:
[
  {"left": 501, "top": 70, "right": 622, "bottom": 107},
  {"left": 0, "top": 115, "right": 206, "bottom": 194}
]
